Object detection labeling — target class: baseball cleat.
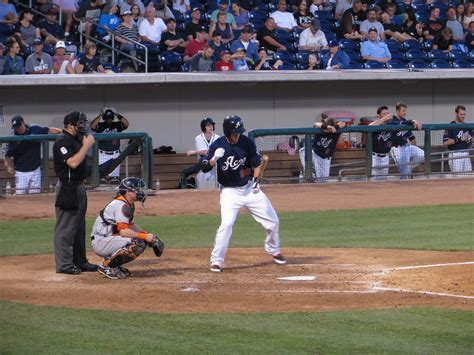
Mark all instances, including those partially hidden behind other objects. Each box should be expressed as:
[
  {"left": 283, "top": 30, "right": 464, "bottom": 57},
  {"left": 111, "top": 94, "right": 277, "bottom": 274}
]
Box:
[
  {"left": 118, "top": 266, "right": 131, "bottom": 277},
  {"left": 98, "top": 265, "right": 126, "bottom": 279},
  {"left": 210, "top": 264, "right": 222, "bottom": 273},
  {"left": 272, "top": 254, "right": 287, "bottom": 265}
]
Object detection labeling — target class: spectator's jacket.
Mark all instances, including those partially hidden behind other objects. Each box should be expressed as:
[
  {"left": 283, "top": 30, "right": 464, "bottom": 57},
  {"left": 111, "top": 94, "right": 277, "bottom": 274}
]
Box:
[
  {"left": 3, "top": 54, "right": 25, "bottom": 75},
  {"left": 230, "top": 39, "right": 259, "bottom": 63},
  {"left": 321, "top": 50, "right": 350, "bottom": 69}
]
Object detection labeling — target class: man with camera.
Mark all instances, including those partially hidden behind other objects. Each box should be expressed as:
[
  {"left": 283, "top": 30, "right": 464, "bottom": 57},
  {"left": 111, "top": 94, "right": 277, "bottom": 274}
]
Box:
[{"left": 91, "top": 108, "right": 129, "bottom": 183}]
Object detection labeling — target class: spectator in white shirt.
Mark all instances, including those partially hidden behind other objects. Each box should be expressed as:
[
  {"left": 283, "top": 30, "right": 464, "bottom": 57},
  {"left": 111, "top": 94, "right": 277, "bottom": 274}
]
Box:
[
  {"left": 139, "top": 6, "right": 167, "bottom": 45},
  {"left": 298, "top": 18, "right": 327, "bottom": 52},
  {"left": 271, "top": 0, "right": 298, "bottom": 31}
]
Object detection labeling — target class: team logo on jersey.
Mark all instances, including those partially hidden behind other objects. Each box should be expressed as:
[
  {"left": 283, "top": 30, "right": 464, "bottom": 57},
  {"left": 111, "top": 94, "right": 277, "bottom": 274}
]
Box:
[
  {"left": 377, "top": 132, "right": 391, "bottom": 141},
  {"left": 60, "top": 147, "right": 68, "bottom": 155},
  {"left": 222, "top": 156, "right": 247, "bottom": 171},
  {"left": 317, "top": 137, "right": 333, "bottom": 148}
]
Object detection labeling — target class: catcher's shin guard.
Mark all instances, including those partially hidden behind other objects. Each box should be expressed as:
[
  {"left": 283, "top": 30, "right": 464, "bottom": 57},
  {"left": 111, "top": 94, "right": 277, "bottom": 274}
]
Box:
[{"left": 105, "top": 238, "right": 146, "bottom": 268}]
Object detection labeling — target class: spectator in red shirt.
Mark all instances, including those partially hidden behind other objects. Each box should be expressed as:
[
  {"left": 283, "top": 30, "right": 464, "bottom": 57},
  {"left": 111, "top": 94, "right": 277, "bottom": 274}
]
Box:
[
  {"left": 184, "top": 25, "right": 208, "bottom": 62},
  {"left": 216, "top": 49, "right": 234, "bottom": 71}
]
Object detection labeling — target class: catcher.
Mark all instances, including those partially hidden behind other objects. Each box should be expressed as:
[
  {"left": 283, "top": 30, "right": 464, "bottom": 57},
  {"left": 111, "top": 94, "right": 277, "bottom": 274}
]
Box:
[{"left": 91, "top": 177, "right": 164, "bottom": 279}]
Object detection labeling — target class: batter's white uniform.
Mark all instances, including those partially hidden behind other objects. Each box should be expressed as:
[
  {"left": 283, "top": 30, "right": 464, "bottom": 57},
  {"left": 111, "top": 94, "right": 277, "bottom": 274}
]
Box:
[
  {"left": 391, "top": 144, "right": 425, "bottom": 176},
  {"left": 298, "top": 147, "right": 331, "bottom": 181},
  {"left": 99, "top": 150, "right": 120, "bottom": 178},
  {"left": 15, "top": 167, "right": 41, "bottom": 194},
  {"left": 194, "top": 132, "right": 219, "bottom": 188}
]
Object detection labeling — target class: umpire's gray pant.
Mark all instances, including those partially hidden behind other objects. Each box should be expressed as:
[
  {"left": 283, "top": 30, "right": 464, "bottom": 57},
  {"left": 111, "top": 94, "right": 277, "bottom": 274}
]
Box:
[{"left": 54, "top": 183, "right": 88, "bottom": 272}]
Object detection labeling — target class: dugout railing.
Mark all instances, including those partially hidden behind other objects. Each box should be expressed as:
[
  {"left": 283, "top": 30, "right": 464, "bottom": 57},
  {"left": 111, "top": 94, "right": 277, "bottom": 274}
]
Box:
[
  {"left": 0, "top": 132, "right": 153, "bottom": 194},
  {"left": 249, "top": 123, "right": 474, "bottom": 182}
]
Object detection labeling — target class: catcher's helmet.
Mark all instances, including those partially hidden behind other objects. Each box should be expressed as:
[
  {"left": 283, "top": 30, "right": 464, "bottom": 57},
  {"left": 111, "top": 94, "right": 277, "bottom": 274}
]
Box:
[
  {"left": 63, "top": 111, "right": 89, "bottom": 136},
  {"left": 200, "top": 117, "right": 215, "bottom": 132},
  {"left": 119, "top": 177, "right": 147, "bottom": 203},
  {"left": 223, "top": 115, "right": 245, "bottom": 137}
]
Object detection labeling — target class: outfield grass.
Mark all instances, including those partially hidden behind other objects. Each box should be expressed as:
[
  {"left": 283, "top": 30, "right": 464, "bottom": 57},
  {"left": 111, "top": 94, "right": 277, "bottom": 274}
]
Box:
[
  {"left": 0, "top": 301, "right": 472, "bottom": 354},
  {"left": 0, "top": 204, "right": 472, "bottom": 256}
]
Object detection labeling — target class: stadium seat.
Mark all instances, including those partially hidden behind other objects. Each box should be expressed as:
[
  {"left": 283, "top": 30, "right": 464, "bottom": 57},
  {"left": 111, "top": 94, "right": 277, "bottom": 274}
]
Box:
[
  {"left": 181, "top": 62, "right": 190, "bottom": 72},
  {"left": 349, "top": 61, "right": 364, "bottom": 69},
  {"left": 102, "top": 63, "right": 122, "bottom": 73},
  {"left": 275, "top": 29, "right": 296, "bottom": 43},
  {"left": 313, "top": 10, "right": 334, "bottom": 21},
  {"left": 386, "top": 39, "right": 404, "bottom": 53},
  {"left": 452, "top": 60, "right": 473, "bottom": 68},
  {"left": 468, "top": 51, "right": 474, "bottom": 62},
  {"left": 159, "top": 51, "right": 184, "bottom": 72},
  {"left": 415, "top": 11, "right": 430, "bottom": 24},
  {"left": 364, "top": 61, "right": 386, "bottom": 69},
  {"left": 339, "top": 39, "right": 359, "bottom": 52},
  {"left": 390, "top": 51, "right": 409, "bottom": 62},
  {"left": 427, "top": 49, "right": 449, "bottom": 61},
  {"left": 386, "top": 60, "right": 408, "bottom": 69},
  {"left": 274, "top": 51, "right": 297, "bottom": 64},
  {"left": 249, "top": 10, "right": 268, "bottom": 23},
  {"left": 278, "top": 63, "right": 298, "bottom": 70},
  {"left": 448, "top": 51, "right": 468, "bottom": 62},
  {"left": 402, "top": 39, "right": 424, "bottom": 51},
  {"left": 171, "top": 9, "right": 185, "bottom": 23},
  {"left": 432, "top": 2, "right": 448, "bottom": 13},
  {"left": 430, "top": 59, "right": 451, "bottom": 68},
  {"left": 296, "top": 51, "right": 310, "bottom": 65},
  {"left": 406, "top": 49, "right": 428, "bottom": 61},
  {"left": 345, "top": 50, "right": 362, "bottom": 63},
  {"left": 412, "top": 3, "right": 430, "bottom": 12},
  {"left": 408, "top": 60, "right": 430, "bottom": 69}
]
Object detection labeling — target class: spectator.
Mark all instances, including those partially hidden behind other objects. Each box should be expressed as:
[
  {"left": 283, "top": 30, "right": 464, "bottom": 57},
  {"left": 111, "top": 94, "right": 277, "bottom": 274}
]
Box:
[
  {"left": 3, "top": 38, "right": 25, "bottom": 74},
  {"left": 294, "top": 0, "right": 313, "bottom": 30},
  {"left": 189, "top": 43, "right": 216, "bottom": 71},
  {"left": 306, "top": 52, "right": 318, "bottom": 70},
  {"left": 342, "top": 0, "right": 366, "bottom": 32},
  {"left": 466, "top": 21, "right": 474, "bottom": 51},
  {"left": 463, "top": 2, "right": 474, "bottom": 30},
  {"left": 25, "top": 39, "right": 53, "bottom": 74},
  {"left": 91, "top": 108, "right": 130, "bottom": 183},
  {"left": 388, "top": 102, "right": 424, "bottom": 179},
  {"left": 74, "top": 0, "right": 103, "bottom": 39},
  {"left": 232, "top": 46, "right": 250, "bottom": 70},
  {"left": 209, "top": 10, "right": 234, "bottom": 44},
  {"left": 39, "top": 8, "right": 65, "bottom": 45},
  {"left": 4, "top": 115, "right": 61, "bottom": 194},
  {"left": 52, "top": 40, "right": 75, "bottom": 74},
  {"left": 0, "top": 42, "right": 6, "bottom": 73},
  {"left": 97, "top": 1, "right": 121, "bottom": 42},
  {"left": 254, "top": 46, "right": 283, "bottom": 70},
  {"left": 433, "top": 27, "right": 453, "bottom": 52},
  {"left": 154, "top": 0, "right": 175, "bottom": 21},
  {"left": 139, "top": 6, "right": 167, "bottom": 45},
  {"left": 210, "top": 0, "right": 236, "bottom": 26},
  {"left": 443, "top": 105, "right": 472, "bottom": 173},
  {"left": 310, "top": 0, "right": 333, "bottom": 14},
  {"left": 130, "top": 3, "right": 144, "bottom": 27},
  {"left": 257, "top": 17, "right": 288, "bottom": 52},
  {"left": 423, "top": 6, "right": 445, "bottom": 41},
  {"left": 231, "top": 1, "right": 249, "bottom": 30},
  {"left": 14, "top": 8, "right": 40, "bottom": 47},
  {"left": 360, "top": 7, "right": 385, "bottom": 40},
  {"left": 337, "top": 10, "right": 364, "bottom": 40},
  {"left": 239, "top": 0, "right": 258, "bottom": 12},
  {"left": 171, "top": 0, "right": 190, "bottom": 15},
  {"left": 368, "top": 105, "right": 392, "bottom": 179},
  {"left": 231, "top": 24, "right": 258, "bottom": 64},
  {"left": 401, "top": 8, "right": 423, "bottom": 42},
  {"left": 321, "top": 39, "right": 350, "bottom": 69},
  {"left": 120, "top": 0, "right": 145, "bottom": 16},
  {"left": 53, "top": 0, "right": 78, "bottom": 39},
  {"left": 361, "top": 27, "right": 391, "bottom": 63},
  {"left": 216, "top": 49, "right": 234, "bottom": 70},
  {"left": 446, "top": 6, "right": 464, "bottom": 42},
  {"left": 271, "top": 0, "right": 298, "bottom": 31},
  {"left": 185, "top": 7, "right": 203, "bottom": 41},
  {"left": 335, "top": 0, "right": 352, "bottom": 21},
  {"left": 381, "top": 11, "right": 416, "bottom": 42},
  {"left": 0, "top": 0, "right": 18, "bottom": 24},
  {"left": 184, "top": 25, "right": 207, "bottom": 62},
  {"left": 455, "top": 3, "right": 464, "bottom": 23},
  {"left": 160, "top": 17, "right": 188, "bottom": 53},
  {"left": 378, "top": 0, "right": 399, "bottom": 13},
  {"left": 209, "top": 32, "right": 226, "bottom": 61},
  {"left": 298, "top": 115, "right": 348, "bottom": 182},
  {"left": 115, "top": 10, "right": 140, "bottom": 70},
  {"left": 75, "top": 42, "right": 106, "bottom": 73},
  {"left": 298, "top": 18, "right": 327, "bottom": 52}
]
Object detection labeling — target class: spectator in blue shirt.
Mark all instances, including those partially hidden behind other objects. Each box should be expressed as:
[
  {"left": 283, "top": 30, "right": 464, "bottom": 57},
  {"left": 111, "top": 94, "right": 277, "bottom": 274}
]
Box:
[
  {"left": 230, "top": 24, "right": 259, "bottom": 64},
  {"left": 360, "top": 27, "right": 391, "bottom": 63},
  {"left": 98, "top": 2, "right": 121, "bottom": 42},
  {"left": 3, "top": 38, "right": 25, "bottom": 74},
  {"left": 321, "top": 39, "right": 350, "bottom": 69}
]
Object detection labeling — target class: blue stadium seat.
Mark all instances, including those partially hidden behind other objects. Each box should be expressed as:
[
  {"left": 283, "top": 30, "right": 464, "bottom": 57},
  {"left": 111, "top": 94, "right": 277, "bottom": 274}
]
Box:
[
  {"left": 468, "top": 51, "right": 474, "bottom": 62},
  {"left": 181, "top": 62, "right": 190, "bottom": 72},
  {"left": 432, "top": 2, "right": 448, "bottom": 13},
  {"left": 406, "top": 49, "right": 428, "bottom": 61},
  {"left": 403, "top": 39, "right": 424, "bottom": 51},
  {"left": 274, "top": 51, "right": 297, "bottom": 64},
  {"left": 448, "top": 51, "right": 468, "bottom": 62},
  {"left": 386, "top": 39, "right": 404, "bottom": 53},
  {"left": 349, "top": 61, "right": 364, "bottom": 69},
  {"left": 415, "top": 12, "right": 430, "bottom": 24},
  {"left": 423, "top": 40, "right": 433, "bottom": 51},
  {"left": 452, "top": 60, "right": 473, "bottom": 68},
  {"left": 296, "top": 51, "right": 310, "bottom": 65},
  {"left": 386, "top": 60, "right": 408, "bottom": 69},
  {"left": 249, "top": 10, "right": 268, "bottom": 23},
  {"left": 313, "top": 10, "right": 334, "bottom": 21},
  {"left": 427, "top": 49, "right": 449, "bottom": 61},
  {"left": 102, "top": 63, "right": 122, "bottom": 73},
  {"left": 275, "top": 29, "right": 296, "bottom": 43},
  {"left": 412, "top": 3, "right": 430, "bottom": 12},
  {"left": 279, "top": 63, "right": 298, "bottom": 70},
  {"left": 364, "top": 61, "right": 386, "bottom": 69},
  {"left": 430, "top": 59, "right": 451, "bottom": 68},
  {"left": 171, "top": 9, "right": 185, "bottom": 23},
  {"left": 159, "top": 51, "right": 184, "bottom": 72},
  {"left": 408, "top": 60, "right": 430, "bottom": 69},
  {"left": 390, "top": 51, "right": 409, "bottom": 62},
  {"left": 324, "top": 31, "right": 336, "bottom": 42},
  {"left": 339, "top": 39, "right": 359, "bottom": 52}
]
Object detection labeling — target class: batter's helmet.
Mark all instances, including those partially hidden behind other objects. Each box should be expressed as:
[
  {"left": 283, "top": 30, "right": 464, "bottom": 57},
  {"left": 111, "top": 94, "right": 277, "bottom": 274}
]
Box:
[
  {"left": 223, "top": 115, "right": 245, "bottom": 137},
  {"left": 119, "top": 177, "right": 147, "bottom": 203},
  {"left": 64, "top": 111, "right": 89, "bottom": 136},
  {"left": 103, "top": 109, "right": 115, "bottom": 121},
  {"left": 200, "top": 117, "right": 215, "bottom": 132}
]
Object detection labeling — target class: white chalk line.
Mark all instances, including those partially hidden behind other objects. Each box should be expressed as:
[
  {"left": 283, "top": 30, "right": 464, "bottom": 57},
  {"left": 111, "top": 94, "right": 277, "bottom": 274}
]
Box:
[
  {"left": 373, "top": 287, "right": 474, "bottom": 300},
  {"left": 388, "top": 261, "right": 474, "bottom": 271}
]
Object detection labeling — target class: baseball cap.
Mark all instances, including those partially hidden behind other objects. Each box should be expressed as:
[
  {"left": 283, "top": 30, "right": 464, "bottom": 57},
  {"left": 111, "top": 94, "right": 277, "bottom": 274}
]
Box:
[
  {"left": 11, "top": 115, "right": 24, "bottom": 129},
  {"left": 122, "top": 10, "right": 132, "bottom": 15},
  {"left": 33, "top": 38, "right": 43, "bottom": 45},
  {"left": 220, "top": 49, "right": 231, "bottom": 56},
  {"left": 311, "top": 18, "right": 321, "bottom": 30},
  {"left": 328, "top": 39, "right": 339, "bottom": 47},
  {"left": 368, "top": 27, "right": 378, "bottom": 33},
  {"left": 236, "top": 46, "right": 246, "bottom": 52},
  {"left": 258, "top": 46, "right": 268, "bottom": 52},
  {"left": 55, "top": 41, "right": 66, "bottom": 49},
  {"left": 166, "top": 17, "right": 176, "bottom": 24},
  {"left": 220, "top": 0, "right": 229, "bottom": 4},
  {"left": 241, "top": 24, "right": 254, "bottom": 33},
  {"left": 198, "top": 25, "right": 208, "bottom": 32},
  {"left": 191, "top": 6, "right": 200, "bottom": 12}
]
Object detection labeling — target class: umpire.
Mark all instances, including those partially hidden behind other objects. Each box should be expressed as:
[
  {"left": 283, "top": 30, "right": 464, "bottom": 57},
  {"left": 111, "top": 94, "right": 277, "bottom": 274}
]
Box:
[{"left": 52, "top": 112, "right": 98, "bottom": 275}]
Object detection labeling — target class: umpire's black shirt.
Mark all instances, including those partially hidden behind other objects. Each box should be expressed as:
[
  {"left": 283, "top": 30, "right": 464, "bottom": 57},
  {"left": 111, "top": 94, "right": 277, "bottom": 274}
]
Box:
[{"left": 53, "top": 130, "right": 87, "bottom": 180}]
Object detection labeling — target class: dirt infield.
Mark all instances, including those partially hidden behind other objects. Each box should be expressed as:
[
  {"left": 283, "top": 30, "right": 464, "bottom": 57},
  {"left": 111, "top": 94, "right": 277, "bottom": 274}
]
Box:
[{"left": 1, "top": 179, "right": 473, "bottom": 312}]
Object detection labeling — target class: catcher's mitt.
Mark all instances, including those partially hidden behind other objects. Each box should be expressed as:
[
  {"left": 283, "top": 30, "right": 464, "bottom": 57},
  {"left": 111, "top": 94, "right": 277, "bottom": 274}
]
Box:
[{"left": 150, "top": 237, "right": 164, "bottom": 257}]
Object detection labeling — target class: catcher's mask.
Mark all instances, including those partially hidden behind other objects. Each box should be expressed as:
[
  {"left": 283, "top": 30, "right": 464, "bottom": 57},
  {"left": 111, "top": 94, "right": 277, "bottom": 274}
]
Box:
[
  {"left": 119, "top": 177, "right": 147, "bottom": 203},
  {"left": 64, "top": 111, "right": 89, "bottom": 137}
]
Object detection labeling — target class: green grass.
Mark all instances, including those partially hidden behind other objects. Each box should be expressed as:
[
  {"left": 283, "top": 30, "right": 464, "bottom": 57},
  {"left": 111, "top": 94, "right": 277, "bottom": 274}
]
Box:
[
  {"left": 0, "top": 301, "right": 473, "bottom": 354},
  {"left": 0, "top": 204, "right": 472, "bottom": 257}
]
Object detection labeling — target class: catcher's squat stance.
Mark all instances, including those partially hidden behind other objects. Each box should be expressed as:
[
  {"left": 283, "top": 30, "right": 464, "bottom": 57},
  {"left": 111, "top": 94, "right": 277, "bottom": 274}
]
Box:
[
  {"left": 91, "top": 177, "right": 164, "bottom": 279},
  {"left": 202, "top": 115, "right": 286, "bottom": 273}
]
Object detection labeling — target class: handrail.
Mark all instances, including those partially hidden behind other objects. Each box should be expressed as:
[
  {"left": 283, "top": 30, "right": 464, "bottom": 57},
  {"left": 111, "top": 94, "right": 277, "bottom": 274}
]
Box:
[{"left": 79, "top": 17, "right": 148, "bottom": 72}]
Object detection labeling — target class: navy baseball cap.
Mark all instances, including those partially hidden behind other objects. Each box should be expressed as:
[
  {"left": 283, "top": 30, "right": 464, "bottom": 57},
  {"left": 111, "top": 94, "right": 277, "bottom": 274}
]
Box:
[
  {"left": 328, "top": 39, "right": 339, "bottom": 47},
  {"left": 33, "top": 38, "right": 43, "bottom": 45},
  {"left": 368, "top": 27, "right": 378, "bottom": 33},
  {"left": 11, "top": 115, "right": 24, "bottom": 129}
]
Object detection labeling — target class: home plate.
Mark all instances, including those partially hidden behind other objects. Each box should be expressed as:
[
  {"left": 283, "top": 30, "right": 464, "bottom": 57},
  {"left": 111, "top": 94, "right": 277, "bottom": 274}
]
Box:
[{"left": 277, "top": 276, "right": 316, "bottom": 281}]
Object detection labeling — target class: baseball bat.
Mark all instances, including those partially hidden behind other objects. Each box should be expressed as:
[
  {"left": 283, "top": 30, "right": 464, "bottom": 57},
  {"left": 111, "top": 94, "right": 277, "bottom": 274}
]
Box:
[{"left": 255, "top": 154, "right": 269, "bottom": 185}]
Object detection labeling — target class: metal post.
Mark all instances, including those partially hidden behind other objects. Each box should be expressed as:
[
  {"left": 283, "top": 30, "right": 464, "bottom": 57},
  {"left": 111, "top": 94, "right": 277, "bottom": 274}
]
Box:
[
  {"left": 424, "top": 129, "right": 432, "bottom": 175},
  {"left": 112, "top": 34, "right": 115, "bottom": 65},
  {"left": 365, "top": 132, "right": 373, "bottom": 179},
  {"left": 147, "top": 136, "right": 153, "bottom": 188},
  {"left": 91, "top": 141, "right": 99, "bottom": 188},
  {"left": 141, "top": 136, "right": 149, "bottom": 186},
  {"left": 304, "top": 134, "right": 312, "bottom": 182},
  {"left": 41, "top": 140, "right": 50, "bottom": 192}
]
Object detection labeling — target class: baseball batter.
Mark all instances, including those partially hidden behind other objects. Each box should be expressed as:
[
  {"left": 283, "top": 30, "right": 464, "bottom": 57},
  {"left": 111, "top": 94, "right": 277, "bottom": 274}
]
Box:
[
  {"left": 202, "top": 115, "right": 286, "bottom": 272},
  {"left": 443, "top": 105, "right": 472, "bottom": 173},
  {"left": 369, "top": 106, "right": 392, "bottom": 179},
  {"left": 91, "top": 177, "right": 164, "bottom": 279}
]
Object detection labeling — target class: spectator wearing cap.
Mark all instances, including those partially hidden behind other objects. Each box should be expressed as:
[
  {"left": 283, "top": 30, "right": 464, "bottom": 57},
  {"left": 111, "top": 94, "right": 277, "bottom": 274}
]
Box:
[
  {"left": 189, "top": 43, "right": 216, "bottom": 71},
  {"left": 25, "top": 39, "right": 53, "bottom": 74},
  {"left": 185, "top": 7, "right": 203, "bottom": 41},
  {"left": 38, "top": 8, "right": 65, "bottom": 45},
  {"left": 257, "top": 17, "right": 288, "bottom": 52},
  {"left": 360, "top": 7, "right": 385, "bottom": 41},
  {"left": 271, "top": 0, "right": 298, "bottom": 31},
  {"left": 120, "top": 0, "right": 146, "bottom": 16},
  {"left": 14, "top": 8, "right": 41, "bottom": 47},
  {"left": 298, "top": 18, "right": 327, "bottom": 52},
  {"left": 171, "top": 0, "right": 190, "bottom": 15},
  {"left": 116, "top": 10, "right": 140, "bottom": 70},
  {"left": 321, "top": 39, "right": 350, "bottom": 69},
  {"left": 342, "top": 0, "right": 366, "bottom": 32},
  {"left": 3, "top": 38, "right": 25, "bottom": 74},
  {"left": 0, "top": 42, "right": 6, "bottom": 73},
  {"left": 423, "top": 6, "right": 445, "bottom": 41},
  {"left": 208, "top": 31, "right": 227, "bottom": 61},
  {"left": 216, "top": 49, "right": 234, "bottom": 71},
  {"left": 184, "top": 25, "right": 208, "bottom": 62},
  {"left": 97, "top": 2, "right": 121, "bottom": 42},
  {"left": 254, "top": 46, "right": 283, "bottom": 70},
  {"left": 52, "top": 41, "right": 75, "bottom": 74},
  {"left": 294, "top": 0, "right": 314, "bottom": 30},
  {"left": 160, "top": 17, "right": 188, "bottom": 54},
  {"left": 210, "top": 10, "right": 234, "bottom": 44},
  {"left": 210, "top": 0, "right": 236, "bottom": 26},
  {"left": 75, "top": 42, "right": 106, "bottom": 73},
  {"left": 230, "top": 24, "right": 259, "bottom": 64},
  {"left": 232, "top": 46, "right": 250, "bottom": 70},
  {"left": 361, "top": 27, "right": 391, "bottom": 63},
  {"left": 4, "top": 115, "right": 61, "bottom": 194},
  {"left": 139, "top": 6, "right": 167, "bottom": 45},
  {"left": 231, "top": 1, "right": 250, "bottom": 30}
]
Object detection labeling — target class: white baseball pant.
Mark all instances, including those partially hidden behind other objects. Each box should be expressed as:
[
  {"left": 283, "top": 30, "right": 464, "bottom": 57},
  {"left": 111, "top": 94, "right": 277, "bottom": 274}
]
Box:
[
  {"left": 196, "top": 168, "right": 217, "bottom": 188},
  {"left": 448, "top": 151, "right": 472, "bottom": 173},
  {"left": 92, "top": 235, "right": 131, "bottom": 258},
  {"left": 15, "top": 167, "right": 41, "bottom": 194},
  {"left": 298, "top": 147, "right": 331, "bottom": 182},
  {"left": 371, "top": 153, "right": 390, "bottom": 179},
  {"left": 99, "top": 150, "right": 120, "bottom": 178},
  {"left": 391, "top": 145, "right": 424, "bottom": 179},
  {"left": 210, "top": 181, "right": 280, "bottom": 267}
]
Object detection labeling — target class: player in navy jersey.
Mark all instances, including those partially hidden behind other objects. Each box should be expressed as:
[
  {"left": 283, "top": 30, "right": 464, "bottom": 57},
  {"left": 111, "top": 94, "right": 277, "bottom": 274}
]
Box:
[
  {"left": 388, "top": 102, "right": 424, "bottom": 179},
  {"left": 369, "top": 105, "right": 393, "bottom": 179},
  {"left": 443, "top": 105, "right": 472, "bottom": 173},
  {"left": 201, "top": 115, "right": 286, "bottom": 273}
]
